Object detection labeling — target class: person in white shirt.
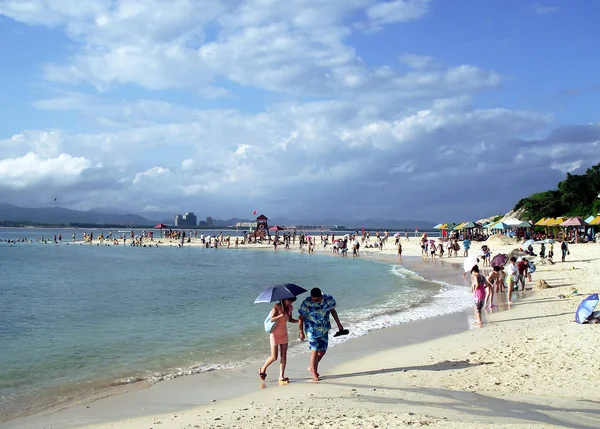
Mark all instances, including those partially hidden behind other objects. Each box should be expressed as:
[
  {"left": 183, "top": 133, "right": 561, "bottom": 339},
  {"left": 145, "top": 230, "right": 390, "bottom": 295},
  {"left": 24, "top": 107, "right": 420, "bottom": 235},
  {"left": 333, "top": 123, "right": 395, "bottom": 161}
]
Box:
[{"left": 505, "top": 256, "right": 518, "bottom": 304}]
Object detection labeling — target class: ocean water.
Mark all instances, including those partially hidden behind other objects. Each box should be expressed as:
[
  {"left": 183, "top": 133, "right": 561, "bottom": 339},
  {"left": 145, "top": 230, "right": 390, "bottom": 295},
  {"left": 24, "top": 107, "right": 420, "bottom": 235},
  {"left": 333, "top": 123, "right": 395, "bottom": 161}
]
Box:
[{"left": 0, "top": 228, "right": 467, "bottom": 422}]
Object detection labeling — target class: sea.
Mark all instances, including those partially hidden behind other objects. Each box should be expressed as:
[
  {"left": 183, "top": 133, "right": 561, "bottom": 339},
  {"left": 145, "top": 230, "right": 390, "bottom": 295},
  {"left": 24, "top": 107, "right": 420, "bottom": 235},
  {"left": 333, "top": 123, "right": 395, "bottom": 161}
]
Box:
[{"left": 0, "top": 227, "right": 469, "bottom": 422}]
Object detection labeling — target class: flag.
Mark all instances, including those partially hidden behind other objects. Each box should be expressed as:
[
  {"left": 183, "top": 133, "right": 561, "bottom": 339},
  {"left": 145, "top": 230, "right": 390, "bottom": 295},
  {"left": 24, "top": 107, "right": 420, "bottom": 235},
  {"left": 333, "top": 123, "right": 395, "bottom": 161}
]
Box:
[{"left": 253, "top": 210, "right": 257, "bottom": 215}]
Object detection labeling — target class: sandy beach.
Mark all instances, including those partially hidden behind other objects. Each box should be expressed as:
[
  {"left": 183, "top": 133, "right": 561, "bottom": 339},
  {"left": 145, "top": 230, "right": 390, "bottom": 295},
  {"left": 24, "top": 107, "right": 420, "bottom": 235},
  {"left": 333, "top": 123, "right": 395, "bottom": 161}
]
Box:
[{"left": 5, "top": 234, "right": 600, "bottom": 429}]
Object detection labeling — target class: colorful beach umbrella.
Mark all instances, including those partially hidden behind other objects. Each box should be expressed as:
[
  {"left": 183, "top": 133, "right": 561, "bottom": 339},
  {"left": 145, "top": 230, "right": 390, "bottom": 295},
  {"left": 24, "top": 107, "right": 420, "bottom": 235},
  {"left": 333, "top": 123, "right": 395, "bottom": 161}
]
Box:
[
  {"left": 589, "top": 216, "right": 600, "bottom": 226},
  {"left": 491, "top": 254, "right": 508, "bottom": 268},
  {"left": 560, "top": 217, "right": 587, "bottom": 227},
  {"left": 547, "top": 217, "right": 565, "bottom": 226},
  {"left": 534, "top": 218, "right": 547, "bottom": 226},
  {"left": 575, "top": 294, "right": 599, "bottom": 324},
  {"left": 490, "top": 222, "right": 510, "bottom": 230}
]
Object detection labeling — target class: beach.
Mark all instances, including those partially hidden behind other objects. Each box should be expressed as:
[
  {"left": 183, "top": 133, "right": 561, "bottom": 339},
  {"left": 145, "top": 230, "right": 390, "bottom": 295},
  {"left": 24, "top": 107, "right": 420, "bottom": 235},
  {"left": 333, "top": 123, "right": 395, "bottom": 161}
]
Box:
[{"left": 4, "top": 233, "right": 600, "bottom": 428}]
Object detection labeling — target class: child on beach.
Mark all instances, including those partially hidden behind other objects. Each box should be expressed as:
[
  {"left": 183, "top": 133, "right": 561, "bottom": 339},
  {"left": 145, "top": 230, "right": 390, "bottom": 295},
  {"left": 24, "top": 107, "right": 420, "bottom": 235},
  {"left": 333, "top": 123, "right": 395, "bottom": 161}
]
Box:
[
  {"left": 259, "top": 298, "right": 298, "bottom": 383},
  {"left": 397, "top": 242, "right": 402, "bottom": 259}
]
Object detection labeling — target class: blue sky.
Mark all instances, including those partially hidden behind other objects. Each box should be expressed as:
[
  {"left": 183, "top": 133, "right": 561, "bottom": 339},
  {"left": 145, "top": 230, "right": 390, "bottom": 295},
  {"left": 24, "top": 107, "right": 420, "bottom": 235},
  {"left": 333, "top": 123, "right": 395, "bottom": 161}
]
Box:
[{"left": 0, "top": 0, "right": 598, "bottom": 222}]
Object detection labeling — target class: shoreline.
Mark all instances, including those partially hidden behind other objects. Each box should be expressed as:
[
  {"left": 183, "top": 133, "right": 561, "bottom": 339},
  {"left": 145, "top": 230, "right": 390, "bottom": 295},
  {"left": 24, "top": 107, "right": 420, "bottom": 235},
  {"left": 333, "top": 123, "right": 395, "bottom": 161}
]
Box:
[{"left": 5, "top": 236, "right": 600, "bottom": 428}]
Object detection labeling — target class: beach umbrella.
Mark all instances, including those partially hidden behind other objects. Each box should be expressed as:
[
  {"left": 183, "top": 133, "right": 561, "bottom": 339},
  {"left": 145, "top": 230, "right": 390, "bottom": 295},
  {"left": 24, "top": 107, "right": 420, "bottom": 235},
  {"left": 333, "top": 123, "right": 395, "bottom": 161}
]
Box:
[
  {"left": 463, "top": 255, "right": 479, "bottom": 272},
  {"left": 516, "top": 221, "right": 532, "bottom": 228},
  {"left": 523, "top": 239, "right": 535, "bottom": 248},
  {"left": 575, "top": 294, "right": 599, "bottom": 324},
  {"left": 453, "top": 222, "right": 466, "bottom": 231},
  {"left": 491, "top": 254, "right": 508, "bottom": 268},
  {"left": 461, "top": 221, "right": 478, "bottom": 229},
  {"left": 534, "top": 218, "right": 547, "bottom": 226},
  {"left": 589, "top": 216, "right": 600, "bottom": 226},
  {"left": 548, "top": 217, "right": 565, "bottom": 226},
  {"left": 433, "top": 223, "right": 444, "bottom": 229},
  {"left": 154, "top": 223, "right": 168, "bottom": 238},
  {"left": 254, "top": 283, "right": 308, "bottom": 304},
  {"left": 490, "top": 222, "right": 510, "bottom": 230},
  {"left": 584, "top": 215, "right": 595, "bottom": 224},
  {"left": 560, "top": 217, "right": 587, "bottom": 227},
  {"left": 269, "top": 225, "right": 285, "bottom": 231}
]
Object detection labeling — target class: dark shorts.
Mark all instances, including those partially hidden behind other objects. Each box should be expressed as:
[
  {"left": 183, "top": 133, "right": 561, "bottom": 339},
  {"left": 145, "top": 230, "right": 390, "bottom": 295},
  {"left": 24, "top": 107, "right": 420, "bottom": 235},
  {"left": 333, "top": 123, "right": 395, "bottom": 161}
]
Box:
[{"left": 308, "top": 336, "right": 329, "bottom": 351}]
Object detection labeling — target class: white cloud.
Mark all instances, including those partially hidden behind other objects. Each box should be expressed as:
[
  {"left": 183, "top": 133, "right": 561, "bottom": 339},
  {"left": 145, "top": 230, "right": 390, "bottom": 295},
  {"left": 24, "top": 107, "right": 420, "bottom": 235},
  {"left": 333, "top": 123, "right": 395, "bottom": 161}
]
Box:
[
  {"left": 0, "top": 152, "right": 91, "bottom": 189},
  {"left": 366, "top": 0, "right": 430, "bottom": 28},
  {"left": 400, "top": 53, "right": 436, "bottom": 70},
  {"left": 388, "top": 160, "right": 416, "bottom": 174},
  {"left": 551, "top": 160, "right": 581, "bottom": 173},
  {"left": 1, "top": 0, "right": 597, "bottom": 221},
  {"left": 531, "top": 3, "right": 559, "bottom": 14}
]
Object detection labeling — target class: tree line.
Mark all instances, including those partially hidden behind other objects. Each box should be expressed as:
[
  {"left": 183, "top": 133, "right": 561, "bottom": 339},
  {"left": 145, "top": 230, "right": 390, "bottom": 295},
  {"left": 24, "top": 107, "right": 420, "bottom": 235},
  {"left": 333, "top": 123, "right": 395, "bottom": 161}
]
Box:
[{"left": 514, "top": 162, "right": 600, "bottom": 221}]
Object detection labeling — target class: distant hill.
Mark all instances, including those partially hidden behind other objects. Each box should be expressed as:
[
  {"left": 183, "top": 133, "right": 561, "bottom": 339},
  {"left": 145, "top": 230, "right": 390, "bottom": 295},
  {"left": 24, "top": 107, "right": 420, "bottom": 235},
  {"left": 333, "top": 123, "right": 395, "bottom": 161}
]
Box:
[
  {"left": 0, "top": 203, "right": 153, "bottom": 226},
  {"left": 513, "top": 162, "right": 600, "bottom": 221},
  {"left": 0, "top": 203, "right": 436, "bottom": 230}
]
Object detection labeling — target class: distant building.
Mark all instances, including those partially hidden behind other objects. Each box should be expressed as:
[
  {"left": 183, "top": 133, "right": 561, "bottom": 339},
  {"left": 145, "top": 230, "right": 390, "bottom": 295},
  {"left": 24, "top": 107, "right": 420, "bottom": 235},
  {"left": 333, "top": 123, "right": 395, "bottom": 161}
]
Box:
[
  {"left": 206, "top": 216, "right": 213, "bottom": 226},
  {"left": 235, "top": 222, "right": 254, "bottom": 228},
  {"left": 174, "top": 212, "right": 198, "bottom": 227}
]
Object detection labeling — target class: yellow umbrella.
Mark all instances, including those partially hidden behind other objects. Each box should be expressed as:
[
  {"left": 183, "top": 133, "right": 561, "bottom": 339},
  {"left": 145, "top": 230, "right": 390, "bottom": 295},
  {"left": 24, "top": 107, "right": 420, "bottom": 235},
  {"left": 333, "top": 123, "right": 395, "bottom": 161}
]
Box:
[
  {"left": 534, "top": 218, "right": 547, "bottom": 226},
  {"left": 549, "top": 217, "right": 565, "bottom": 226},
  {"left": 453, "top": 222, "right": 466, "bottom": 231},
  {"left": 589, "top": 215, "right": 600, "bottom": 225}
]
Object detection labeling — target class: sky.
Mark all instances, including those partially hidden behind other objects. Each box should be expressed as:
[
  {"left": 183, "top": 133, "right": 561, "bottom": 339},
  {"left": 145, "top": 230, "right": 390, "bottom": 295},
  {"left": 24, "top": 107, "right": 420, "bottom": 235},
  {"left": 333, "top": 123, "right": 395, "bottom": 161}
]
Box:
[{"left": 0, "top": 0, "right": 599, "bottom": 222}]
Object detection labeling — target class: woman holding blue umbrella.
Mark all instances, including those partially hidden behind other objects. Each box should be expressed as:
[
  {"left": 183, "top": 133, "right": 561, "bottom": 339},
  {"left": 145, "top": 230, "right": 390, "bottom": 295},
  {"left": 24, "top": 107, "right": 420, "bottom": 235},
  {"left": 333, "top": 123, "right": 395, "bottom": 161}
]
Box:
[
  {"left": 255, "top": 283, "right": 306, "bottom": 383},
  {"left": 259, "top": 298, "right": 298, "bottom": 383}
]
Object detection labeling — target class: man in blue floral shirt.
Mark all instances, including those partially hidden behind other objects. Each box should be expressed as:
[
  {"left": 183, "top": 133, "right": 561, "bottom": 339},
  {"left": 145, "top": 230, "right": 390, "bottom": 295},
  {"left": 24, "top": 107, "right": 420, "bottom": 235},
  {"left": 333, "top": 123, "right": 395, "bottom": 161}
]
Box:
[{"left": 298, "top": 287, "right": 344, "bottom": 381}]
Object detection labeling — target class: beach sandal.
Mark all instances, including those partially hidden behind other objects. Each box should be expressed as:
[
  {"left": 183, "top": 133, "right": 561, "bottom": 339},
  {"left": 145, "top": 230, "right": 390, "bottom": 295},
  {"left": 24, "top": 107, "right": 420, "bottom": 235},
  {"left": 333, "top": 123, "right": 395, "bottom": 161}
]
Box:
[
  {"left": 278, "top": 377, "right": 290, "bottom": 383},
  {"left": 258, "top": 369, "right": 267, "bottom": 381},
  {"left": 333, "top": 329, "right": 349, "bottom": 337}
]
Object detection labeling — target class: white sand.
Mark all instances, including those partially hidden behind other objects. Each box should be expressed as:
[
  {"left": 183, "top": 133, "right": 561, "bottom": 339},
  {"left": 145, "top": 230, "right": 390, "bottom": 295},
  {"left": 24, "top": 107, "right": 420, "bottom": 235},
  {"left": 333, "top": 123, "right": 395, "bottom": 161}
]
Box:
[{"left": 7, "top": 234, "right": 600, "bottom": 428}]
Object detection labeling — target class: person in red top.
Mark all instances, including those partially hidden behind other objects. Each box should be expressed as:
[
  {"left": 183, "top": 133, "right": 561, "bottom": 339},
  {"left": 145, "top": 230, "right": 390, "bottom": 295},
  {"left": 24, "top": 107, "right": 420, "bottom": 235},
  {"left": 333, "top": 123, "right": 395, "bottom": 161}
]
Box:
[{"left": 516, "top": 258, "right": 529, "bottom": 291}]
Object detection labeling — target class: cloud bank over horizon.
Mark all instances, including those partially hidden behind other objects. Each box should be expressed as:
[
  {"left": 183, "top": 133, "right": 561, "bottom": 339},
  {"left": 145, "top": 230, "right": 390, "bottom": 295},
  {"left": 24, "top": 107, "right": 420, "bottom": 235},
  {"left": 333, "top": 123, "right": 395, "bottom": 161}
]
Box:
[{"left": 0, "top": 0, "right": 598, "bottom": 221}]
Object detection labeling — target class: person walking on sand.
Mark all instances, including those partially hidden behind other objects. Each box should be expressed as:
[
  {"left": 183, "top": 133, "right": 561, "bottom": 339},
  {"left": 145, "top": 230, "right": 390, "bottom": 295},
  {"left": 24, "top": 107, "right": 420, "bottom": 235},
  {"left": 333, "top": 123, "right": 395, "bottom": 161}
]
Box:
[
  {"left": 259, "top": 298, "right": 298, "bottom": 383},
  {"left": 298, "top": 288, "right": 344, "bottom": 382},
  {"left": 397, "top": 242, "right": 402, "bottom": 259},
  {"left": 463, "top": 238, "right": 471, "bottom": 257},
  {"left": 561, "top": 241, "right": 569, "bottom": 262},
  {"left": 471, "top": 265, "right": 490, "bottom": 325}
]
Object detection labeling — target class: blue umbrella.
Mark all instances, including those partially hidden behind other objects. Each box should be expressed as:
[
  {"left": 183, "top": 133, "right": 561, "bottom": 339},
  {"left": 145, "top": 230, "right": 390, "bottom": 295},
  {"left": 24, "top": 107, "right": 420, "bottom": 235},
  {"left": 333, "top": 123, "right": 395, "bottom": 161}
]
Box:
[
  {"left": 575, "top": 293, "right": 599, "bottom": 324},
  {"left": 523, "top": 239, "right": 535, "bottom": 248},
  {"left": 254, "top": 283, "right": 307, "bottom": 303}
]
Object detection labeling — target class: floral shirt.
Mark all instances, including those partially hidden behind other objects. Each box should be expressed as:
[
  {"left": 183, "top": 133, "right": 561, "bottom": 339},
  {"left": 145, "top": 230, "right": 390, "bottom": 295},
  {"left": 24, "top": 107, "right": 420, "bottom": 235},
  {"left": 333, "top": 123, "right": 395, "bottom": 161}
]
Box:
[{"left": 298, "top": 294, "right": 337, "bottom": 339}]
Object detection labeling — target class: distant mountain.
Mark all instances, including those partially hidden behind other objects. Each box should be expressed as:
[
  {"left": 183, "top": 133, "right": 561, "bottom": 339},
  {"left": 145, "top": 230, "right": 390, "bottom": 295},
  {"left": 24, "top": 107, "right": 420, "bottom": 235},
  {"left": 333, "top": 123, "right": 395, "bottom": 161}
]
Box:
[
  {"left": 0, "top": 203, "right": 436, "bottom": 229},
  {"left": 0, "top": 203, "right": 153, "bottom": 226}
]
